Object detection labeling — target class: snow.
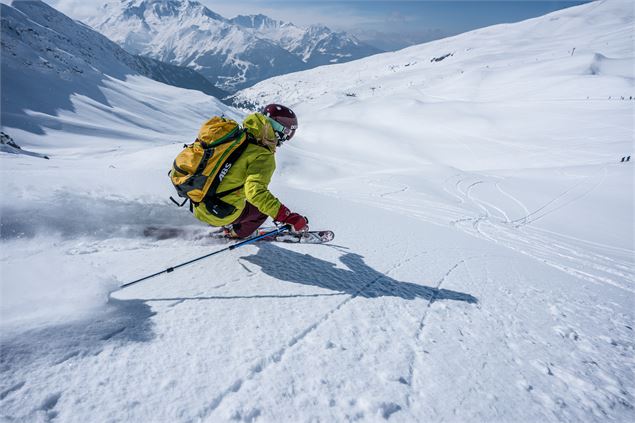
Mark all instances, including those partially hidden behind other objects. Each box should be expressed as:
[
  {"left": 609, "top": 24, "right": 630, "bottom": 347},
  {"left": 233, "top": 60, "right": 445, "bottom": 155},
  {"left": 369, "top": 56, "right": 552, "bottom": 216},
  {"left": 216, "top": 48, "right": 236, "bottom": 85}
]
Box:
[{"left": 1, "top": 0, "right": 634, "bottom": 422}]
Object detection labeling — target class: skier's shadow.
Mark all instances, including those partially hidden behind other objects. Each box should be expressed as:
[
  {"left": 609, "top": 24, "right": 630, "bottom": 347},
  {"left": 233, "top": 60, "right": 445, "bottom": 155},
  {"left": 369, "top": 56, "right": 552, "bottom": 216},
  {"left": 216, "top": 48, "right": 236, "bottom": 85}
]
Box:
[{"left": 242, "top": 243, "right": 477, "bottom": 303}]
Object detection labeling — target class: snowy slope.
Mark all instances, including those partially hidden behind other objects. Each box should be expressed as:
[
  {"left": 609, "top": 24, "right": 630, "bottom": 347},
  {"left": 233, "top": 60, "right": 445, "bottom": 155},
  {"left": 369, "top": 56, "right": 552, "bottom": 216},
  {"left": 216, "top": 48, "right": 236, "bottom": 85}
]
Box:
[
  {"left": 87, "top": 0, "right": 380, "bottom": 92},
  {"left": 0, "top": 0, "right": 233, "bottom": 142},
  {"left": 232, "top": 0, "right": 633, "bottom": 170},
  {"left": 232, "top": 0, "right": 634, "bottom": 251},
  {"left": 0, "top": 0, "right": 225, "bottom": 100},
  {"left": 1, "top": 1, "right": 634, "bottom": 422}
]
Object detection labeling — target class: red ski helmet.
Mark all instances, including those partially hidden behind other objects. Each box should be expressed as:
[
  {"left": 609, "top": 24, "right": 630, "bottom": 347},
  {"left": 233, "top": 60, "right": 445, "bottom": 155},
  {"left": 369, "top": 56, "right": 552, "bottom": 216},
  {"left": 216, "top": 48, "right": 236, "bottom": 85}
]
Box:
[{"left": 261, "top": 104, "right": 298, "bottom": 144}]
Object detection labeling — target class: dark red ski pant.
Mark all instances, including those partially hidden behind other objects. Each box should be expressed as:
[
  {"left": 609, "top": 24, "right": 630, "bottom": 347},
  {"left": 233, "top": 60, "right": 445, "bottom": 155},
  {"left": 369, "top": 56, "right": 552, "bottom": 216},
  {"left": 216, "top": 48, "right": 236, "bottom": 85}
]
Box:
[{"left": 231, "top": 201, "right": 268, "bottom": 238}]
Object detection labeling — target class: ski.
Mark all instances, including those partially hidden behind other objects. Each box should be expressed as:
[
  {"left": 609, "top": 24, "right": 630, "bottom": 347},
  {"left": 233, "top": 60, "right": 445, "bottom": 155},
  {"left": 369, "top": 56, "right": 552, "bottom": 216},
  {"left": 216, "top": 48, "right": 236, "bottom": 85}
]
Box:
[
  {"left": 257, "top": 228, "right": 335, "bottom": 244},
  {"left": 143, "top": 225, "right": 334, "bottom": 244}
]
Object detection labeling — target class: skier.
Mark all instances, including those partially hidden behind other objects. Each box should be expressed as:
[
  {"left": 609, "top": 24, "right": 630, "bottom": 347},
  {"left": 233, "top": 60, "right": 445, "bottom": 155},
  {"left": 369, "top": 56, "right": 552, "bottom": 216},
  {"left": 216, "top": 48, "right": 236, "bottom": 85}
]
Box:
[{"left": 191, "top": 104, "right": 309, "bottom": 238}]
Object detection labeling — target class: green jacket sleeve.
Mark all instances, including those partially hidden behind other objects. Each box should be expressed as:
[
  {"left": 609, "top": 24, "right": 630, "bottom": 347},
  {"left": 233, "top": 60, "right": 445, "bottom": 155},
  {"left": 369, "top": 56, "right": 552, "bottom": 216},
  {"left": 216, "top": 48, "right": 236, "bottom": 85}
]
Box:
[{"left": 244, "top": 151, "right": 282, "bottom": 218}]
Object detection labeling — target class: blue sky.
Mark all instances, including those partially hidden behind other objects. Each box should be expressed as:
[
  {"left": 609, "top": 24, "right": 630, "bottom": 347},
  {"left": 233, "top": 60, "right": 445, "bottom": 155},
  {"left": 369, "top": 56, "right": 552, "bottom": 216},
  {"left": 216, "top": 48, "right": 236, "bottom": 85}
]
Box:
[{"left": 51, "top": 0, "right": 590, "bottom": 50}]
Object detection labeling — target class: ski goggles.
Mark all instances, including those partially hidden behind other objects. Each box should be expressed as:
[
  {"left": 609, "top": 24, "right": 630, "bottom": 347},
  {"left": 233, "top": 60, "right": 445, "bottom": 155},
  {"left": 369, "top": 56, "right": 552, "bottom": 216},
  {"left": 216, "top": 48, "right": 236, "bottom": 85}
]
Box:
[{"left": 267, "top": 117, "right": 296, "bottom": 143}]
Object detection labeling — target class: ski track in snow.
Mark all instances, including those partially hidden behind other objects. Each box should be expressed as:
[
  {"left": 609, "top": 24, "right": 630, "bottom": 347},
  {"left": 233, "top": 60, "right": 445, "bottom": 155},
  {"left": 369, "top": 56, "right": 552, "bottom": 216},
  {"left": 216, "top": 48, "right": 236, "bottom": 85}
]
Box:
[
  {"left": 458, "top": 169, "right": 634, "bottom": 294},
  {"left": 300, "top": 169, "right": 633, "bottom": 420},
  {"left": 333, "top": 166, "right": 633, "bottom": 296},
  {"left": 197, "top": 250, "right": 428, "bottom": 419},
  {"left": 403, "top": 258, "right": 471, "bottom": 409}
]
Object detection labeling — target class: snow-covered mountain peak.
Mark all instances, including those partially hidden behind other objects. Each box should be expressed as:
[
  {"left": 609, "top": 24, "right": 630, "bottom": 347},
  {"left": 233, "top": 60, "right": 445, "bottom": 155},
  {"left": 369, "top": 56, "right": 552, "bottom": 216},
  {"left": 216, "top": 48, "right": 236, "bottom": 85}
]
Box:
[
  {"left": 125, "top": 0, "right": 184, "bottom": 18},
  {"left": 229, "top": 13, "right": 284, "bottom": 30},
  {"left": 100, "top": 0, "right": 225, "bottom": 30},
  {"left": 109, "top": 0, "right": 223, "bottom": 21},
  {"left": 306, "top": 23, "right": 330, "bottom": 34}
]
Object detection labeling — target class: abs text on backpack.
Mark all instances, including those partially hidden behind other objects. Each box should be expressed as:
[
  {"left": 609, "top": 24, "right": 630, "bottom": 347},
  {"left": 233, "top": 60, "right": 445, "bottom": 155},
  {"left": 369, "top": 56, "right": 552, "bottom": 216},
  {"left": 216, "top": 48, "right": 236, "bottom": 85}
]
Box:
[{"left": 169, "top": 116, "right": 249, "bottom": 217}]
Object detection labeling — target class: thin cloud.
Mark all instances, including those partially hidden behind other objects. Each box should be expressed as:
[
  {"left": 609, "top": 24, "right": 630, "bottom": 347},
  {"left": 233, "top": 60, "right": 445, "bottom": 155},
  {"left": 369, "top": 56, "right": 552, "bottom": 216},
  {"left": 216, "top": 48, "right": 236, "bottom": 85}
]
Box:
[
  {"left": 385, "top": 10, "right": 417, "bottom": 24},
  {"left": 45, "top": 0, "right": 102, "bottom": 21},
  {"left": 199, "top": 0, "right": 377, "bottom": 29}
]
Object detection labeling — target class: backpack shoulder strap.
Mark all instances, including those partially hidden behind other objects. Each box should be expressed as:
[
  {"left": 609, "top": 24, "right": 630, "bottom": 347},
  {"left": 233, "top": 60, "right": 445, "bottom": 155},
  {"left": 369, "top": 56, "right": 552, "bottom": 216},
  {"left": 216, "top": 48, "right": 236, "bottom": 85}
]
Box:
[
  {"left": 205, "top": 130, "right": 250, "bottom": 198},
  {"left": 215, "top": 184, "right": 244, "bottom": 198}
]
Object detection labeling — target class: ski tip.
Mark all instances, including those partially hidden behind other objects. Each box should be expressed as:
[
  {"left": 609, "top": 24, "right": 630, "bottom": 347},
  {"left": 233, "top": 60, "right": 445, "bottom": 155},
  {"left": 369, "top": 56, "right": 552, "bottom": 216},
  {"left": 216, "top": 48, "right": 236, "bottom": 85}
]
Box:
[{"left": 319, "top": 231, "right": 335, "bottom": 242}]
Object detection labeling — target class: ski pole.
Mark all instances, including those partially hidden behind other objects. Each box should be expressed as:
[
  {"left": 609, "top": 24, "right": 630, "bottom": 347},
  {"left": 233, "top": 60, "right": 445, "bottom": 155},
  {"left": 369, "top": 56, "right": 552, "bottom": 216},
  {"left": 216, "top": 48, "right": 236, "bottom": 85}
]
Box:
[{"left": 119, "top": 224, "right": 291, "bottom": 290}]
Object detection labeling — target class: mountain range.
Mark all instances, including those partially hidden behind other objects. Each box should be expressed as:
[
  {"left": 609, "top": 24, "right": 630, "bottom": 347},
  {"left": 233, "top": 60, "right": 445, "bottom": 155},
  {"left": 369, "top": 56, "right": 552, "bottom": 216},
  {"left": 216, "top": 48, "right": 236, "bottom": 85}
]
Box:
[{"left": 86, "top": 0, "right": 382, "bottom": 92}]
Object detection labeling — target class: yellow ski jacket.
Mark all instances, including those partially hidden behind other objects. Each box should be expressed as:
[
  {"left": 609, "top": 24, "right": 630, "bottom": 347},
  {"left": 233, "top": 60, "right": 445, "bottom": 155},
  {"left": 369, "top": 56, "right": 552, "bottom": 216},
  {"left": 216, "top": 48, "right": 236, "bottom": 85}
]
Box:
[{"left": 192, "top": 112, "right": 282, "bottom": 226}]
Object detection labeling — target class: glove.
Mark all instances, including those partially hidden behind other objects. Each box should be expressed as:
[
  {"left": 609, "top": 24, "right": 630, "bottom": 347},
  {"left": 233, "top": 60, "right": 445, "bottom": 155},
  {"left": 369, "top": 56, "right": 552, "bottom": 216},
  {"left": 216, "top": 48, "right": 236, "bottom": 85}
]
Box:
[{"left": 275, "top": 204, "right": 309, "bottom": 232}]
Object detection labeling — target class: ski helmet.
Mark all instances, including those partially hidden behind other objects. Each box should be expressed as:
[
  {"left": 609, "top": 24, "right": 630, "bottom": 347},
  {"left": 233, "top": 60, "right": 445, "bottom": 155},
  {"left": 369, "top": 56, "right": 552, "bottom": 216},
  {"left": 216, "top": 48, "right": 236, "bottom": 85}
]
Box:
[{"left": 262, "top": 104, "right": 298, "bottom": 145}]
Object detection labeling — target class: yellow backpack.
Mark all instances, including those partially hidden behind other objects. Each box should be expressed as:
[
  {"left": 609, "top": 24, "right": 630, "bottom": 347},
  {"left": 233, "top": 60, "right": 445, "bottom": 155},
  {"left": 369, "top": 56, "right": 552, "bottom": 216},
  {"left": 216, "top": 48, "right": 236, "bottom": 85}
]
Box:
[{"left": 169, "top": 116, "right": 249, "bottom": 215}]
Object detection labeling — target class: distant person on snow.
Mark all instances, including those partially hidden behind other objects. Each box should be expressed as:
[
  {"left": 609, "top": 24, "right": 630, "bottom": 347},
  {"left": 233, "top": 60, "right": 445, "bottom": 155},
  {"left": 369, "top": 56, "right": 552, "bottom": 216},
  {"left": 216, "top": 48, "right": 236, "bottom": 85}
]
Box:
[{"left": 191, "top": 104, "right": 309, "bottom": 238}]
